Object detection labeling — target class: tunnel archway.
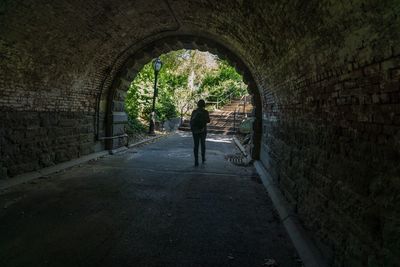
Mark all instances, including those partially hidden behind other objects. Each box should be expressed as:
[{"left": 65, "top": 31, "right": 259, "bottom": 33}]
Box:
[
  {"left": 97, "top": 35, "right": 263, "bottom": 159},
  {"left": 1, "top": 1, "right": 400, "bottom": 265}
]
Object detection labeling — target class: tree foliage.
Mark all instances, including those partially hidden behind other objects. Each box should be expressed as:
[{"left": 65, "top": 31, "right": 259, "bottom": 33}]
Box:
[
  {"left": 125, "top": 49, "right": 247, "bottom": 131},
  {"left": 199, "top": 60, "right": 247, "bottom": 104}
]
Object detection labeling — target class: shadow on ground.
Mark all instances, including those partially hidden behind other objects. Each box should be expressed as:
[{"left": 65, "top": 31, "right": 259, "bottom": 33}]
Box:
[{"left": 0, "top": 133, "right": 300, "bottom": 267}]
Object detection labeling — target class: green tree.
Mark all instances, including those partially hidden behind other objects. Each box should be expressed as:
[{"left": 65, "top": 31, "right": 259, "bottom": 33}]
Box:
[{"left": 125, "top": 49, "right": 247, "bottom": 131}]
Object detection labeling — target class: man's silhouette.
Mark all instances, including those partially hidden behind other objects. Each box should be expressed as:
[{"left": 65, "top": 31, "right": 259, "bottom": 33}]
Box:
[{"left": 190, "top": 99, "right": 210, "bottom": 166}]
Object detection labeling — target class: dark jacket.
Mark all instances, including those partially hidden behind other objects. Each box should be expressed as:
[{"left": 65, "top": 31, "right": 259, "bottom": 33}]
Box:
[{"left": 190, "top": 108, "right": 210, "bottom": 134}]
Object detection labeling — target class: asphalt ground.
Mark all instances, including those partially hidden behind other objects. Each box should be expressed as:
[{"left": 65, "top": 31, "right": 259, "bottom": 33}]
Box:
[{"left": 0, "top": 133, "right": 300, "bottom": 267}]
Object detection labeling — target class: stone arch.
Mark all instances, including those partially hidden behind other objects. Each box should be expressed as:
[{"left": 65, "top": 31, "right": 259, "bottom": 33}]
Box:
[{"left": 98, "top": 35, "right": 263, "bottom": 159}]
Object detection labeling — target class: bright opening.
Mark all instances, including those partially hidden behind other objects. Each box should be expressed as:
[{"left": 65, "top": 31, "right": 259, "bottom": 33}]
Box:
[{"left": 124, "top": 49, "right": 251, "bottom": 136}]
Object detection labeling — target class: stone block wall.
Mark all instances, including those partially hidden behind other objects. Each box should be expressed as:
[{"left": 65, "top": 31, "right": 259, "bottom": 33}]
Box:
[{"left": 0, "top": 111, "right": 96, "bottom": 178}]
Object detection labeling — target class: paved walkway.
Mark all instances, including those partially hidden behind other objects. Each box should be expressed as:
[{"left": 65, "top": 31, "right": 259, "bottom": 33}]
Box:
[{"left": 0, "top": 133, "right": 300, "bottom": 267}]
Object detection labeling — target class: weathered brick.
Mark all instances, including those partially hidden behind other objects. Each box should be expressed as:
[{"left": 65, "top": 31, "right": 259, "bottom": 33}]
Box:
[
  {"left": 363, "top": 63, "right": 381, "bottom": 76},
  {"left": 390, "top": 68, "right": 400, "bottom": 79},
  {"left": 372, "top": 94, "right": 380, "bottom": 104},
  {"left": 380, "top": 81, "right": 400, "bottom": 92},
  {"left": 1, "top": 1, "right": 399, "bottom": 266}
]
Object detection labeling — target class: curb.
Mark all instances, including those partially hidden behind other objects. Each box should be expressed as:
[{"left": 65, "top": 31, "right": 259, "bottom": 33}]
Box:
[
  {"left": 0, "top": 151, "right": 109, "bottom": 191},
  {"left": 232, "top": 136, "right": 248, "bottom": 157},
  {"left": 254, "top": 161, "right": 329, "bottom": 267},
  {"left": 232, "top": 136, "right": 252, "bottom": 164},
  {"left": 0, "top": 134, "right": 167, "bottom": 191},
  {"left": 127, "top": 134, "right": 165, "bottom": 149}
]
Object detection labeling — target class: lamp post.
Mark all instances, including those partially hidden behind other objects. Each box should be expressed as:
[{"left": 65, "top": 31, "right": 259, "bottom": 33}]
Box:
[{"left": 149, "top": 58, "right": 163, "bottom": 135}]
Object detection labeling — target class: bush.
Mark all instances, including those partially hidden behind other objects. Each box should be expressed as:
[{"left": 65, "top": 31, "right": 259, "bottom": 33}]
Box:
[{"left": 125, "top": 50, "right": 247, "bottom": 128}]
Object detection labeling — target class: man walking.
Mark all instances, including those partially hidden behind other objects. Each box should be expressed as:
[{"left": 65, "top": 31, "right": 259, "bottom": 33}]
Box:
[{"left": 190, "top": 99, "right": 210, "bottom": 166}]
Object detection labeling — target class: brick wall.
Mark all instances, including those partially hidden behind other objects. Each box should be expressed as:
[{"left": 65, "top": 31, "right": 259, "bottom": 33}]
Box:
[
  {"left": 260, "top": 55, "right": 400, "bottom": 266},
  {"left": 1, "top": 1, "right": 399, "bottom": 266},
  {"left": 256, "top": 2, "right": 400, "bottom": 264}
]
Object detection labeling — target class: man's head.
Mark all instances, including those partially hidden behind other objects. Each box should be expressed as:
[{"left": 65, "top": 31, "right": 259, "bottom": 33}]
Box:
[{"left": 197, "top": 99, "right": 206, "bottom": 108}]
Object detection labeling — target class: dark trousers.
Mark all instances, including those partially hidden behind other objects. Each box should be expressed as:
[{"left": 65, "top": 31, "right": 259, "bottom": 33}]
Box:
[{"left": 193, "top": 132, "right": 206, "bottom": 163}]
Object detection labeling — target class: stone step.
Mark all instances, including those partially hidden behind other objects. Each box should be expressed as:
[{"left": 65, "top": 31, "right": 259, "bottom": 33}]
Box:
[
  {"left": 208, "top": 130, "right": 236, "bottom": 135},
  {"left": 183, "top": 115, "right": 247, "bottom": 121},
  {"left": 209, "top": 113, "right": 234, "bottom": 117},
  {"left": 180, "top": 123, "right": 237, "bottom": 129},
  {"left": 181, "top": 121, "right": 243, "bottom": 128},
  {"left": 178, "top": 126, "right": 236, "bottom": 135},
  {"left": 219, "top": 104, "right": 252, "bottom": 107},
  {"left": 181, "top": 118, "right": 249, "bottom": 128},
  {"left": 178, "top": 98, "right": 251, "bottom": 136},
  {"left": 211, "top": 109, "right": 251, "bottom": 113},
  {"left": 219, "top": 108, "right": 253, "bottom": 113},
  {"left": 210, "top": 115, "right": 250, "bottom": 119},
  {"left": 217, "top": 101, "right": 252, "bottom": 106},
  {"left": 209, "top": 125, "right": 236, "bottom": 130},
  {"left": 180, "top": 126, "right": 238, "bottom": 132},
  {"left": 212, "top": 121, "right": 241, "bottom": 125}
]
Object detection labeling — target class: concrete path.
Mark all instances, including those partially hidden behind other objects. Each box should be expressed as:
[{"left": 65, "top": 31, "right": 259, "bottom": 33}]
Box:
[{"left": 0, "top": 133, "right": 300, "bottom": 267}]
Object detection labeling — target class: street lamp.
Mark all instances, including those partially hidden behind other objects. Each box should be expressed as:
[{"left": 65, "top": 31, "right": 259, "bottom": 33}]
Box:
[{"left": 149, "top": 57, "right": 163, "bottom": 135}]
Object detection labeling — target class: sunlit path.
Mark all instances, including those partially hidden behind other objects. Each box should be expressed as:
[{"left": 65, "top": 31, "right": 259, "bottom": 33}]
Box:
[{"left": 0, "top": 133, "right": 299, "bottom": 267}]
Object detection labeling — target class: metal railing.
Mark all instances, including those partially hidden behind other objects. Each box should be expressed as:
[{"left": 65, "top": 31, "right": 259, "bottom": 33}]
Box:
[
  {"left": 204, "top": 94, "right": 252, "bottom": 133},
  {"left": 233, "top": 107, "right": 238, "bottom": 132},
  {"left": 233, "top": 95, "right": 252, "bottom": 132},
  {"left": 207, "top": 92, "right": 235, "bottom": 110},
  {"left": 240, "top": 95, "right": 250, "bottom": 117}
]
